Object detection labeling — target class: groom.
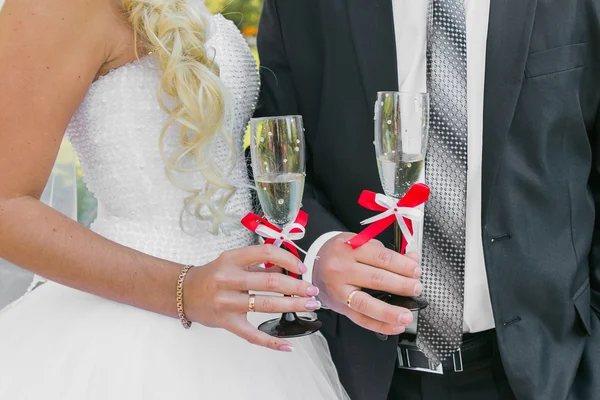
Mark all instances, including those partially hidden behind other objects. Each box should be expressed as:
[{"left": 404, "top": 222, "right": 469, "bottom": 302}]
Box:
[{"left": 256, "top": 0, "right": 600, "bottom": 399}]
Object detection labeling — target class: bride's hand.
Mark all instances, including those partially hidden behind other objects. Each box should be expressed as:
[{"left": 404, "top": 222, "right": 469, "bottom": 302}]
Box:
[{"left": 183, "top": 244, "right": 320, "bottom": 352}]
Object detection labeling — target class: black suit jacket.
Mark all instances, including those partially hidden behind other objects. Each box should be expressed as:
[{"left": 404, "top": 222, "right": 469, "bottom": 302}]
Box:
[{"left": 256, "top": 1, "right": 600, "bottom": 399}]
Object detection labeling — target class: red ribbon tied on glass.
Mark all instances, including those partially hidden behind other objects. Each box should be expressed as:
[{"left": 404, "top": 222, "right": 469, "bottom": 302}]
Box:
[
  {"left": 241, "top": 211, "right": 309, "bottom": 278},
  {"left": 346, "top": 183, "right": 431, "bottom": 254}
]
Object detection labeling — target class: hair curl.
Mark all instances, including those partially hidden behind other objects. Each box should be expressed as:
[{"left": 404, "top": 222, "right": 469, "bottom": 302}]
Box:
[{"left": 121, "top": 0, "right": 237, "bottom": 234}]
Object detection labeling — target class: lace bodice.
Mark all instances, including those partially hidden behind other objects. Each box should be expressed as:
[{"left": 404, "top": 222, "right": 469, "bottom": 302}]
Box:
[{"left": 66, "top": 14, "right": 259, "bottom": 266}]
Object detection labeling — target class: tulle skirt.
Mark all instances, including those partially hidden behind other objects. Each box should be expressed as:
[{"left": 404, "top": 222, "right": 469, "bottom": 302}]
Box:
[{"left": 0, "top": 281, "right": 348, "bottom": 399}]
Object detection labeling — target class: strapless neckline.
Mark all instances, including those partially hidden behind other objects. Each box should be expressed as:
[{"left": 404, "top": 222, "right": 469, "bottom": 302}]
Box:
[{"left": 65, "top": 14, "right": 259, "bottom": 266}]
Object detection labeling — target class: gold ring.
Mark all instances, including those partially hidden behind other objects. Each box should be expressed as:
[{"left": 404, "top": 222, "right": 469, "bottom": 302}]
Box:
[
  {"left": 248, "top": 294, "right": 256, "bottom": 312},
  {"left": 346, "top": 289, "right": 362, "bottom": 309}
]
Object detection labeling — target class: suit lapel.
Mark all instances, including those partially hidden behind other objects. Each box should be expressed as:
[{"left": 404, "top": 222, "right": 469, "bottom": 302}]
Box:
[
  {"left": 346, "top": 0, "right": 398, "bottom": 113},
  {"left": 482, "top": 0, "right": 538, "bottom": 217}
]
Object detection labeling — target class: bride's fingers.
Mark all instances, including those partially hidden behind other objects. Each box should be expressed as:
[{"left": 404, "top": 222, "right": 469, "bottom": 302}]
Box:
[
  {"left": 242, "top": 271, "right": 318, "bottom": 296},
  {"left": 238, "top": 294, "right": 321, "bottom": 313},
  {"left": 226, "top": 317, "right": 294, "bottom": 352},
  {"left": 247, "top": 265, "right": 283, "bottom": 274},
  {"left": 231, "top": 245, "right": 307, "bottom": 276}
]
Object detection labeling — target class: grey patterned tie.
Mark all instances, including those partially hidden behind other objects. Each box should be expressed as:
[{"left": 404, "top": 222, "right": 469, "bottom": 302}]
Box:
[{"left": 416, "top": 0, "right": 468, "bottom": 367}]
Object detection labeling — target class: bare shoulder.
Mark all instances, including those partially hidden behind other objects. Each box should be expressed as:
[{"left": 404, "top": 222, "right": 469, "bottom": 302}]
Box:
[
  {"left": 0, "top": 0, "right": 118, "bottom": 37},
  {"left": 0, "top": 0, "right": 130, "bottom": 200},
  {"left": 0, "top": 0, "right": 130, "bottom": 69}
]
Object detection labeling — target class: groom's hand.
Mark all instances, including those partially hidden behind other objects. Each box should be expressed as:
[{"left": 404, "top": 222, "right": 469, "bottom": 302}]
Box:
[{"left": 313, "top": 233, "right": 422, "bottom": 335}]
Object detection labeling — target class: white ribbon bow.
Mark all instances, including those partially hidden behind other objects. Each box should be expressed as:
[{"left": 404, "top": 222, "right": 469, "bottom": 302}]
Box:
[
  {"left": 359, "top": 193, "right": 424, "bottom": 246},
  {"left": 255, "top": 222, "right": 308, "bottom": 255}
]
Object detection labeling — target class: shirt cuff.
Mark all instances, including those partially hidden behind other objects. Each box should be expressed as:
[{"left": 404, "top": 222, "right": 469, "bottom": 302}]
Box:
[{"left": 302, "top": 231, "right": 342, "bottom": 284}]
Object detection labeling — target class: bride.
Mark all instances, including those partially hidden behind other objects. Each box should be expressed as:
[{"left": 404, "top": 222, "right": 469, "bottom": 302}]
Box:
[{"left": 0, "top": 0, "right": 348, "bottom": 398}]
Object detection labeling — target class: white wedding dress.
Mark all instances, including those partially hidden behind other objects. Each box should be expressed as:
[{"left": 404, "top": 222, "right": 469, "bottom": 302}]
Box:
[{"left": 0, "top": 9, "right": 348, "bottom": 400}]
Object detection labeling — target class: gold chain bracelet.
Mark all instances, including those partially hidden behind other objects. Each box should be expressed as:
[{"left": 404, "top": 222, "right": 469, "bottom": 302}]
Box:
[{"left": 176, "top": 265, "right": 193, "bottom": 329}]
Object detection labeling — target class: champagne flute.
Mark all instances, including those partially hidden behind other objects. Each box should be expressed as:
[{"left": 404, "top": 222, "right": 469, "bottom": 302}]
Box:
[
  {"left": 374, "top": 91, "right": 430, "bottom": 311},
  {"left": 250, "top": 115, "right": 322, "bottom": 338}
]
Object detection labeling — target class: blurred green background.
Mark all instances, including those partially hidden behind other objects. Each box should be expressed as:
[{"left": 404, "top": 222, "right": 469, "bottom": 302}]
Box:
[
  {"left": 207, "top": 0, "right": 263, "bottom": 35},
  {"left": 74, "top": 1, "right": 264, "bottom": 227}
]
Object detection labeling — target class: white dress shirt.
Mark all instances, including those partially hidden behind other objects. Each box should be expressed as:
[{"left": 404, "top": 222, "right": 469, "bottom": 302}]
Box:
[{"left": 304, "top": 0, "right": 495, "bottom": 333}]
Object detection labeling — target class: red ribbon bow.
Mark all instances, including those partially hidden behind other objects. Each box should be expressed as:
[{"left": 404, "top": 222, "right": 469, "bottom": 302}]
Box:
[
  {"left": 346, "top": 183, "right": 430, "bottom": 254},
  {"left": 241, "top": 211, "right": 309, "bottom": 278}
]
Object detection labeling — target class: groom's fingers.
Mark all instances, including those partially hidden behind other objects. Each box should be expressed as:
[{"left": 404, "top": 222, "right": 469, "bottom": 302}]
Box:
[
  {"left": 347, "top": 263, "right": 422, "bottom": 297},
  {"left": 226, "top": 316, "right": 293, "bottom": 352},
  {"left": 354, "top": 242, "right": 420, "bottom": 278},
  {"left": 344, "top": 306, "right": 407, "bottom": 336},
  {"left": 345, "top": 289, "right": 413, "bottom": 327}
]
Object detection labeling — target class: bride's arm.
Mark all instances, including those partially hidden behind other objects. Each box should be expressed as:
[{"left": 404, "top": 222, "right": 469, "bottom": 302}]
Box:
[
  {"left": 0, "top": 0, "right": 185, "bottom": 318},
  {"left": 0, "top": 0, "right": 317, "bottom": 352}
]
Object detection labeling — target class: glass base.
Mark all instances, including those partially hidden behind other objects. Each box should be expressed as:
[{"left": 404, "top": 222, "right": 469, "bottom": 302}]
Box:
[
  {"left": 258, "top": 312, "right": 322, "bottom": 338},
  {"left": 376, "top": 293, "right": 429, "bottom": 311}
]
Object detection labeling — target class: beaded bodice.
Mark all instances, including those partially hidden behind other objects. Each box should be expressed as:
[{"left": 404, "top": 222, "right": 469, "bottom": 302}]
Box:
[{"left": 66, "top": 14, "right": 258, "bottom": 266}]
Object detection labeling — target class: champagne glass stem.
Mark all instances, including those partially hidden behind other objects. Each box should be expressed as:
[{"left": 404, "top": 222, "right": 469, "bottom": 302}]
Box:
[
  {"left": 282, "top": 269, "right": 293, "bottom": 302},
  {"left": 394, "top": 221, "right": 402, "bottom": 254},
  {"left": 281, "top": 263, "right": 298, "bottom": 326},
  {"left": 389, "top": 220, "right": 428, "bottom": 311}
]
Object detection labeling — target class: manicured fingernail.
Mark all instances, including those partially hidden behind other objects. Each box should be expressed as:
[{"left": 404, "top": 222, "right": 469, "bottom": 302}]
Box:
[
  {"left": 399, "top": 313, "right": 413, "bottom": 325},
  {"left": 414, "top": 283, "right": 423, "bottom": 296},
  {"left": 414, "top": 267, "right": 422, "bottom": 278},
  {"left": 298, "top": 261, "right": 308, "bottom": 274},
  {"left": 306, "top": 300, "right": 321, "bottom": 310},
  {"left": 279, "top": 345, "right": 294, "bottom": 352},
  {"left": 306, "top": 286, "right": 319, "bottom": 297}
]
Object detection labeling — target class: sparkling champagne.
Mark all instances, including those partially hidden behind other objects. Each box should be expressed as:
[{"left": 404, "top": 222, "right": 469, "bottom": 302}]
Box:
[
  {"left": 255, "top": 173, "right": 305, "bottom": 226},
  {"left": 377, "top": 154, "right": 424, "bottom": 198}
]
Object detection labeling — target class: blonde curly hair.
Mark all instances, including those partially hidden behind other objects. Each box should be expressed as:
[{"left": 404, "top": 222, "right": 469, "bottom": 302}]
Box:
[{"left": 121, "top": 0, "right": 237, "bottom": 234}]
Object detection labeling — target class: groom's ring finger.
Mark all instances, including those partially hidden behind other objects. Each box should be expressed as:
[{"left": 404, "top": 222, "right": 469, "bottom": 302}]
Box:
[
  {"left": 343, "top": 289, "right": 413, "bottom": 327},
  {"left": 237, "top": 294, "right": 322, "bottom": 314},
  {"left": 345, "top": 307, "right": 407, "bottom": 336},
  {"left": 346, "top": 288, "right": 362, "bottom": 308}
]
